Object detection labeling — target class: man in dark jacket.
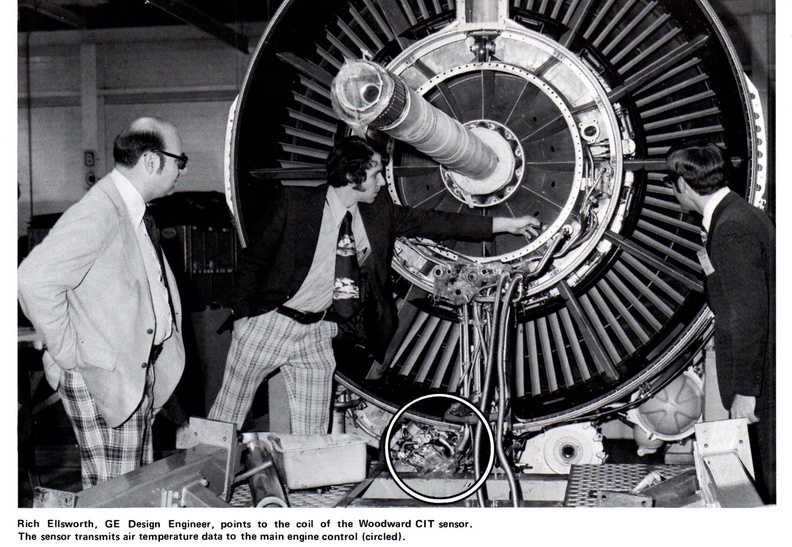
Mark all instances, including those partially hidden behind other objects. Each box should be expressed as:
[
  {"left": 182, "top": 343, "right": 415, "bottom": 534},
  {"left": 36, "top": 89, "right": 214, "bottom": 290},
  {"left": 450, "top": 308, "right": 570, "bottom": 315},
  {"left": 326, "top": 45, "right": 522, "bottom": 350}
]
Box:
[
  {"left": 209, "top": 136, "right": 539, "bottom": 435},
  {"left": 667, "top": 143, "right": 775, "bottom": 503}
]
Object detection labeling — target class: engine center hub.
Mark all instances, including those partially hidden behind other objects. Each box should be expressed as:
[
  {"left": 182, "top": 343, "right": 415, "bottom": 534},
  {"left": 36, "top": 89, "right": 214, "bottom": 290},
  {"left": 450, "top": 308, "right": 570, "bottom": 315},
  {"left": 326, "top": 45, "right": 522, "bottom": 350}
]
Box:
[
  {"left": 441, "top": 120, "right": 521, "bottom": 207},
  {"left": 386, "top": 26, "right": 626, "bottom": 303}
]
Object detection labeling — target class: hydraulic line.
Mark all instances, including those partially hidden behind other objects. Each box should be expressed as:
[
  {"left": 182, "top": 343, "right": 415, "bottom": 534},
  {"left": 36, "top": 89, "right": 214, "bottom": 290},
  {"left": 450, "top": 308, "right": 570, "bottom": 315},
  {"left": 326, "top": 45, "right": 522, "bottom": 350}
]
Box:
[
  {"left": 473, "top": 274, "right": 505, "bottom": 507},
  {"left": 495, "top": 275, "right": 523, "bottom": 507},
  {"left": 458, "top": 303, "right": 471, "bottom": 398}
]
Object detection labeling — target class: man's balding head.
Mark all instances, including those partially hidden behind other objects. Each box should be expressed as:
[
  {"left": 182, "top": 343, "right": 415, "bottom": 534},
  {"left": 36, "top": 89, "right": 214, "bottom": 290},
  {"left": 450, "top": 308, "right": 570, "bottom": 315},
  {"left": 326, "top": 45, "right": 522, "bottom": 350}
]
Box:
[
  {"left": 113, "top": 117, "right": 178, "bottom": 171},
  {"left": 113, "top": 117, "right": 185, "bottom": 201}
]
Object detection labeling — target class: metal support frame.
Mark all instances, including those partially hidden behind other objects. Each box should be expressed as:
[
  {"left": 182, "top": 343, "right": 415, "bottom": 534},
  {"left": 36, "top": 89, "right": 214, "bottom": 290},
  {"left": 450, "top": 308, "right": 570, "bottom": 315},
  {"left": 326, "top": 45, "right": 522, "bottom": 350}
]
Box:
[
  {"left": 34, "top": 418, "right": 240, "bottom": 508},
  {"left": 19, "top": 0, "right": 87, "bottom": 28},
  {"left": 347, "top": 468, "right": 567, "bottom": 507},
  {"left": 693, "top": 419, "right": 764, "bottom": 507}
]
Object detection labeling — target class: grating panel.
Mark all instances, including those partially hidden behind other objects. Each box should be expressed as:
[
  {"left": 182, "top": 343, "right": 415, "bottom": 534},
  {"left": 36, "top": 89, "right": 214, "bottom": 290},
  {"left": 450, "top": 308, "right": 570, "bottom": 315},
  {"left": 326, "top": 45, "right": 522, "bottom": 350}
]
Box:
[
  {"left": 230, "top": 483, "right": 356, "bottom": 508},
  {"left": 564, "top": 463, "right": 693, "bottom": 507}
]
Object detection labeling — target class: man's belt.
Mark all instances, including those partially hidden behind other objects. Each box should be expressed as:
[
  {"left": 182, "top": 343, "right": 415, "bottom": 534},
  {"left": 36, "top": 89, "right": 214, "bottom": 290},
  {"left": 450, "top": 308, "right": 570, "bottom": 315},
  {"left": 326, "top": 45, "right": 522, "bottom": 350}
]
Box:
[{"left": 277, "top": 305, "right": 331, "bottom": 324}]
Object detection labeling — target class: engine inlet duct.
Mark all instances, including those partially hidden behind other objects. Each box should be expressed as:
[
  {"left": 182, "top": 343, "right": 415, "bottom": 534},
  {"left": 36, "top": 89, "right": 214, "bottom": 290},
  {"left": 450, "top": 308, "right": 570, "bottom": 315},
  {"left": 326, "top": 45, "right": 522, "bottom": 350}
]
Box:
[{"left": 226, "top": 0, "right": 766, "bottom": 432}]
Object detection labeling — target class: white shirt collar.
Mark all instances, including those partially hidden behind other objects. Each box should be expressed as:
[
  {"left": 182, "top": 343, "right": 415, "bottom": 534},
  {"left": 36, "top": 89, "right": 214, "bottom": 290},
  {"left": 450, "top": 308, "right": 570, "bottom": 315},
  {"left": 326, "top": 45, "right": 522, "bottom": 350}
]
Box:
[
  {"left": 111, "top": 169, "right": 147, "bottom": 226},
  {"left": 326, "top": 185, "right": 358, "bottom": 226},
  {"left": 702, "top": 187, "right": 731, "bottom": 232}
]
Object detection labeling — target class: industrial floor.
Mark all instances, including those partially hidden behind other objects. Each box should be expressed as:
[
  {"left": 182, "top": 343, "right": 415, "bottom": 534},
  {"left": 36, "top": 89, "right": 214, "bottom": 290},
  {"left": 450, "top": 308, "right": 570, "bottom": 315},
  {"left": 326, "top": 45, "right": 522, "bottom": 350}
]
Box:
[{"left": 19, "top": 388, "right": 676, "bottom": 508}]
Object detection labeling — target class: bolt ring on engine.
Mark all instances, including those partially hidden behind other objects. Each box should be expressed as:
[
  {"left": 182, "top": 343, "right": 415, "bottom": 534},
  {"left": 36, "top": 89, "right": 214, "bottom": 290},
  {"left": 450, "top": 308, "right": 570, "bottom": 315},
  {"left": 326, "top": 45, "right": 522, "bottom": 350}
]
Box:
[{"left": 440, "top": 119, "right": 523, "bottom": 208}]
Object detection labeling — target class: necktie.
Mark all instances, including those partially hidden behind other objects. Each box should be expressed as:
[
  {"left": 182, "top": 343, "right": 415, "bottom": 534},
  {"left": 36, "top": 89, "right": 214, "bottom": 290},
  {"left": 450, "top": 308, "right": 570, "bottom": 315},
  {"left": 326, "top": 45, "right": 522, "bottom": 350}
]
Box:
[
  {"left": 332, "top": 211, "right": 360, "bottom": 318},
  {"left": 143, "top": 212, "right": 167, "bottom": 287},
  {"left": 143, "top": 212, "right": 174, "bottom": 318}
]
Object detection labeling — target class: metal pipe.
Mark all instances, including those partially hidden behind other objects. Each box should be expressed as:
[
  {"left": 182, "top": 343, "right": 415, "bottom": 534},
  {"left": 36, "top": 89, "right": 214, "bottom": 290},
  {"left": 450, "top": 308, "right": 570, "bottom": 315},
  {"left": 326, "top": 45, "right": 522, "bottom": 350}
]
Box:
[
  {"left": 496, "top": 275, "right": 522, "bottom": 507},
  {"left": 473, "top": 276, "right": 505, "bottom": 507},
  {"left": 459, "top": 304, "right": 471, "bottom": 397},
  {"left": 244, "top": 440, "right": 289, "bottom": 508},
  {"left": 234, "top": 460, "right": 274, "bottom": 483},
  {"left": 331, "top": 59, "right": 499, "bottom": 181}
]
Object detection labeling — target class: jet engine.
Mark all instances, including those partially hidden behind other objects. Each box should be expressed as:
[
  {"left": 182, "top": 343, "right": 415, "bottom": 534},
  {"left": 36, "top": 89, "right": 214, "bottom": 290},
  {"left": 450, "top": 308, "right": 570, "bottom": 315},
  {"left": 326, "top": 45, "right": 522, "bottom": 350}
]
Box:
[{"left": 225, "top": 0, "right": 766, "bottom": 440}]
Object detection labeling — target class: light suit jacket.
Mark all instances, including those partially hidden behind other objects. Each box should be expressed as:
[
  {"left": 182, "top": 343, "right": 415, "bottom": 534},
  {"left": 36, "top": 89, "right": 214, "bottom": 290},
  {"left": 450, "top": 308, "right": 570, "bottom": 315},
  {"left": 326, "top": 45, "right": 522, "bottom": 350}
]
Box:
[{"left": 18, "top": 174, "right": 185, "bottom": 427}]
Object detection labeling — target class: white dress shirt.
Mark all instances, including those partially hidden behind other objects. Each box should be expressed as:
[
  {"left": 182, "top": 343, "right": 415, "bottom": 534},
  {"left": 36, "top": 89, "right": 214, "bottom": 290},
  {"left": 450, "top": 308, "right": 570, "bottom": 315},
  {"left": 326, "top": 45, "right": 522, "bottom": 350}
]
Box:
[
  {"left": 111, "top": 169, "right": 173, "bottom": 344},
  {"left": 702, "top": 186, "right": 731, "bottom": 233}
]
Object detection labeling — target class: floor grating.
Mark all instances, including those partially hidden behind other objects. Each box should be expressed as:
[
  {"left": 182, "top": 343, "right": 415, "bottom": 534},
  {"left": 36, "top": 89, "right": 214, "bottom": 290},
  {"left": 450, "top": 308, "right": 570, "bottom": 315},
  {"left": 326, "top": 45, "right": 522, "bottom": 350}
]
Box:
[
  {"left": 230, "top": 483, "right": 356, "bottom": 508},
  {"left": 564, "top": 463, "right": 694, "bottom": 507}
]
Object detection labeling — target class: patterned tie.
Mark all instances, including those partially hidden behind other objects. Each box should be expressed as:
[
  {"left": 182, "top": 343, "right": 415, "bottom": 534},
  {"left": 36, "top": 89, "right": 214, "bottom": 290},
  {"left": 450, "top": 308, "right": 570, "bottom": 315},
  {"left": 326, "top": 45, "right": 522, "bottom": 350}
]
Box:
[
  {"left": 143, "top": 212, "right": 161, "bottom": 253},
  {"left": 332, "top": 211, "right": 360, "bottom": 318}
]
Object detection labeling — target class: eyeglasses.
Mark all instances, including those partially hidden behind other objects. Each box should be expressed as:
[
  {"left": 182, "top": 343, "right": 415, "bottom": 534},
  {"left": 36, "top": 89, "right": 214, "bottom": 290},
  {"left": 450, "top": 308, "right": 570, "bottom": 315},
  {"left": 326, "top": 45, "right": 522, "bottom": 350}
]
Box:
[
  {"left": 156, "top": 150, "right": 188, "bottom": 171},
  {"left": 662, "top": 174, "right": 677, "bottom": 188}
]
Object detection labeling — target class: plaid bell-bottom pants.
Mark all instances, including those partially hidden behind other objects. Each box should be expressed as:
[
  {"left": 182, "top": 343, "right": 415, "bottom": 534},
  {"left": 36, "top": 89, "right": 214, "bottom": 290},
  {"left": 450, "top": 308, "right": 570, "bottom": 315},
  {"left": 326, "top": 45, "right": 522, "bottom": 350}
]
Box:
[
  {"left": 58, "top": 366, "right": 155, "bottom": 489},
  {"left": 208, "top": 310, "right": 338, "bottom": 434}
]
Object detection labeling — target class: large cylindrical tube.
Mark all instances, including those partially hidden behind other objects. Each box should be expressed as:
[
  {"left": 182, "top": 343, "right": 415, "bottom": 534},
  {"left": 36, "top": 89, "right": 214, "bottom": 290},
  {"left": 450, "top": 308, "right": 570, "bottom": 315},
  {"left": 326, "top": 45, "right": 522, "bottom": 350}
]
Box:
[
  {"left": 331, "top": 59, "right": 499, "bottom": 181},
  {"left": 244, "top": 440, "right": 289, "bottom": 508}
]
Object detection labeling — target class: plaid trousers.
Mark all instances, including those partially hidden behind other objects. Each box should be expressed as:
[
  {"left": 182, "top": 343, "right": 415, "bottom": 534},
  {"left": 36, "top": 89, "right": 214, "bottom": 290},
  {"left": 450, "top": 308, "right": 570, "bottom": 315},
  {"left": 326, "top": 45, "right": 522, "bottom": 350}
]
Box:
[
  {"left": 209, "top": 310, "right": 338, "bottom": 434},
  {"left": 58, "top": 366, "right": 155, "bottom": 489}
]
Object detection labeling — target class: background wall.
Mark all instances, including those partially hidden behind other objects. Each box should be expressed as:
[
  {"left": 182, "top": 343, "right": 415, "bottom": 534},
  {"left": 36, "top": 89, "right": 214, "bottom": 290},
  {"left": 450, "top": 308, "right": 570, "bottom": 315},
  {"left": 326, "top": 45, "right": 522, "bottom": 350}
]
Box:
[
  {"left": 713, "top": 0, "right": 774, "bottom": 118},
  {"left": 17, "top": 23, "right": 265, "bottom": 236},
  {"left": 16, "top": 1, "right": 775, "bottom": 237},
  {"left": 712, "top": 0, "right": 775, "bottom": 215}
]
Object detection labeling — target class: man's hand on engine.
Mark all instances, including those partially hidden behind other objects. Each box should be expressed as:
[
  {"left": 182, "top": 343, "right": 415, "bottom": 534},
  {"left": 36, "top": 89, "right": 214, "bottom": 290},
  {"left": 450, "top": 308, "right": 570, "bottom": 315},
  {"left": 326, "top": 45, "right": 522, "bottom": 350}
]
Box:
[{"left": 492, "top": 215, "right": 542, "bottom": 238}]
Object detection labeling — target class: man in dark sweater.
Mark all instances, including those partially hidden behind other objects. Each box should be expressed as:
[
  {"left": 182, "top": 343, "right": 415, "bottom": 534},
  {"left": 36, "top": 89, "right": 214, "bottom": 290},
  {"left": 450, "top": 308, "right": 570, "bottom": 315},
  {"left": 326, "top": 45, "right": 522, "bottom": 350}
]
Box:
[
  {"left": 667, "top": 143, "right": 775, "bottom": 503},
  {"left": 210, "top": 136, "right": 540, "bottom": 435}
]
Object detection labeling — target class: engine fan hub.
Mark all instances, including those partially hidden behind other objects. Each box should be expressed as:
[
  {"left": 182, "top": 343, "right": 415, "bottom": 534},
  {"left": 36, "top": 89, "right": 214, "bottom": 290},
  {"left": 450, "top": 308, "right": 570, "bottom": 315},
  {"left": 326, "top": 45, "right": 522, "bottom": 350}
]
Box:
[{"left": 441, "top": 120, "right": 520, "bottom": 206}]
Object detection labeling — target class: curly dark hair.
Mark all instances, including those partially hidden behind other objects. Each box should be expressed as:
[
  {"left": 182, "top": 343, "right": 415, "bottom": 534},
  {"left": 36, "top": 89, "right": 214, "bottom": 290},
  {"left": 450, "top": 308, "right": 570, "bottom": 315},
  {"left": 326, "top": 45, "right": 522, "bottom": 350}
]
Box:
[
  {"left": 326, "top": 136, "right": 390, "bottom": 188},
  {"left": 666, "top": 142, "right": 729, "bottom": 196}
]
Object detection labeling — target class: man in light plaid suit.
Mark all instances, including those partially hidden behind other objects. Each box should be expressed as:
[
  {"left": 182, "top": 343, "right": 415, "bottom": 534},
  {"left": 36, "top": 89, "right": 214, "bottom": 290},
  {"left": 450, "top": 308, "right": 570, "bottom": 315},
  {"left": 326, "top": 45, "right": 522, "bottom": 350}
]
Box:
[{"left": 18, "top": 117, "right": 187, "bottom": 488}]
